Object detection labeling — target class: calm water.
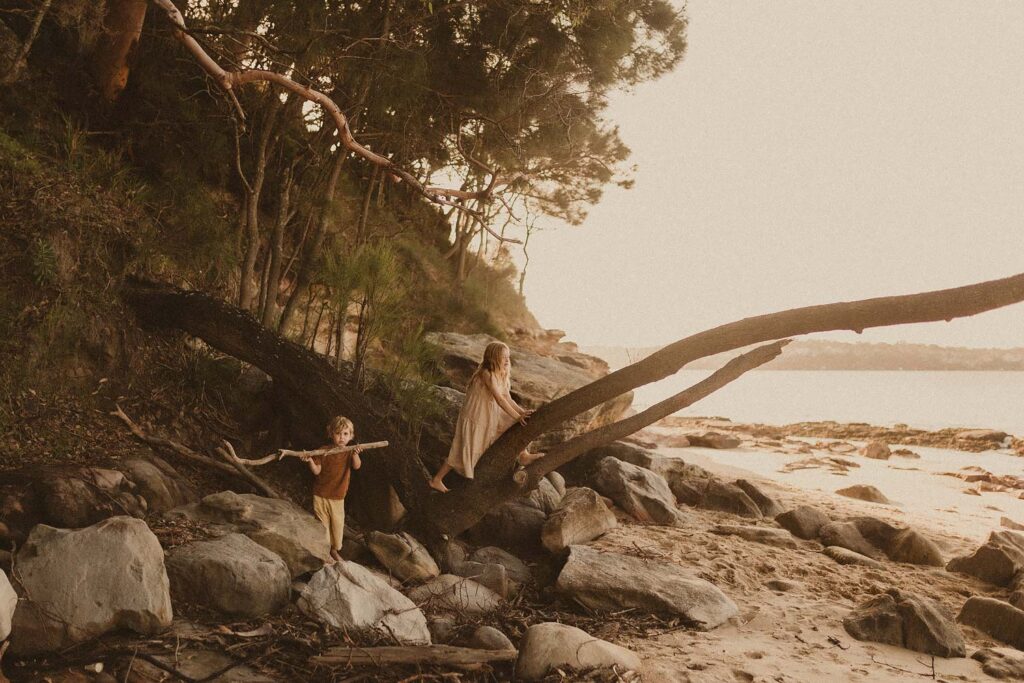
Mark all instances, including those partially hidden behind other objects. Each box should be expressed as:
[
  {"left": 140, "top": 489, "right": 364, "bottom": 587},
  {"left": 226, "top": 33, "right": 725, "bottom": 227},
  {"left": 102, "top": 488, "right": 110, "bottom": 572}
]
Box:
[{"left": 630, "top": 370, "right": 1024, "bottom": 435}]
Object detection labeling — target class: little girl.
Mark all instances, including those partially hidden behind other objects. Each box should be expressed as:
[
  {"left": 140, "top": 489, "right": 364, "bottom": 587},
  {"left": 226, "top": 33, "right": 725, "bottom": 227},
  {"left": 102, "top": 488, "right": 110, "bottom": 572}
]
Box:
[{"left": 429, "top": 341, "right": 542, "bottom": 493}]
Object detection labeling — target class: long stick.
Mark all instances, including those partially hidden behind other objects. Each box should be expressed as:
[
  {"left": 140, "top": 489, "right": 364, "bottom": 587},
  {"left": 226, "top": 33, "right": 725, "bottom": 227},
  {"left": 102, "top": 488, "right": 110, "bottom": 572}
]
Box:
[
  {"left": 310, "top": 645, "right": 516, "bottom": 668},
  {"left": 226, "top": 441, "right": 389, "bottom": 467}
]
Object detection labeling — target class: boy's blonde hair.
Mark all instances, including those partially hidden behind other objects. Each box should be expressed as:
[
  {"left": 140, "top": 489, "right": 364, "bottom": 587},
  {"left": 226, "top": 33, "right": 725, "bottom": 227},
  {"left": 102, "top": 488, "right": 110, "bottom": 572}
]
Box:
[{"left": 326, "top": 415, "right": 354, "bottom": 439}]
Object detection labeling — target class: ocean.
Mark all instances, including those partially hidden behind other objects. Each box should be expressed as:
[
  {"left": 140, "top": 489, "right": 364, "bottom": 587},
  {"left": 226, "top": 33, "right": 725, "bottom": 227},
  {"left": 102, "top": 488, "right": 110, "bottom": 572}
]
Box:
[{"left": 628, "top": 370, "right": 1024, "bottom": 435}]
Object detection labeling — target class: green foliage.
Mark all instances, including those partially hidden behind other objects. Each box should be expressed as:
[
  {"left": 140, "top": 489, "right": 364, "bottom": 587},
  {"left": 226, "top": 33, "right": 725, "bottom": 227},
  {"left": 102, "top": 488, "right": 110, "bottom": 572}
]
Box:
[{"left": 29, "top": 236, "right": 59, "bottom": 288}]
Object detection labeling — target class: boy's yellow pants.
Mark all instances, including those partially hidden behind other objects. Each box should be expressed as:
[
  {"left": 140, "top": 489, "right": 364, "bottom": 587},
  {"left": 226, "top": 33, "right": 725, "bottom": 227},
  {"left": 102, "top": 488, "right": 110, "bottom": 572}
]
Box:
[{"left": 313, "top": 495, "right": 345, "bottom": 551}]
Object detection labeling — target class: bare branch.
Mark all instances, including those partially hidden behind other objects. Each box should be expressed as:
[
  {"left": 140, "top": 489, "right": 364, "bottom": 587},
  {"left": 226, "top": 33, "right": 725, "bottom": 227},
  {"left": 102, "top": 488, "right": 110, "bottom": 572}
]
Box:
[{"left": 224, "top": 441, "right": 390, "bottom": 467}]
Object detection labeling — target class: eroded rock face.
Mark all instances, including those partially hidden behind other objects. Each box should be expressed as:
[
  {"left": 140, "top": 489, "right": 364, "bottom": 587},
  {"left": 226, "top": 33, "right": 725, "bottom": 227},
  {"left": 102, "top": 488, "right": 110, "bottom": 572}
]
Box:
[
  {"left": 406, "top": 575, "right": 502, "bottom": 615},
  {"left": 591, "top": 457, "right": 685, "bottom": 526},
  {"left": 427, "top": 332, "right": 632, "bottom": 448},
  {"left": 365, "top": 531, "right": 440, "bottom": 583},
  {"left": 297, "top": 562, "right": 430, "bottom": 645},
  {"left": 541, "top": 487, "right": 617, "bottom": 553},
  {"left": 556, "top": 545, "right": 737, "bottom": 630},
  {"left": 515, "top": 622, "right": 641, "bottom": 681},
  {"left": 165, "top": 533, "right": 290, "bottom": 617},
  {"left": 843, "top": 590, "right": 965, "bottom": 658},
  {"left": 10, "top": 517, "right": 172, "bottom": 656},
  {"left": 166, "top": 491, "right": 330, "bottom": 577},
  {"left": 0, "top": 569, "right": 16, "bottom": 641},
  {"left": 958, "top": 597, "right": 1024, "bottom": 650},
  {"left": 776, "top": 506, "right": 830, "bottom": 540}
]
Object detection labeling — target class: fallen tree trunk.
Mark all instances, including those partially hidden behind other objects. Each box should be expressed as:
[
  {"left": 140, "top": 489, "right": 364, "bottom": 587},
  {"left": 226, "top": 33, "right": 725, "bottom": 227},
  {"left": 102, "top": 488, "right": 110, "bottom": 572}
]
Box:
[
  {"left": 124, "top": 273, "right": 1024, "bottom": 537},
  {"left": 310, "top": 645, "right": 517, "bottom": 669}
]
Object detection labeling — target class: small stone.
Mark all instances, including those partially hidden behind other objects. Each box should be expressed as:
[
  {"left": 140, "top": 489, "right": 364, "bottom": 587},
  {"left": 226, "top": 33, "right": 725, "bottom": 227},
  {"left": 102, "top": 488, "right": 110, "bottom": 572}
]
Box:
[
  {"left": 765, "top": 579, "right": 800, "bottom": 592},
  {"left": 861, "top": 441, "right": 891, "bottom": 460},
  {"left": 469, "top": 625, "right": 514, "bottom": 651},
  {"left": 824, "top": 546, "right": 883, "bottom": 568},
  {"left": 776, "top": 506, "right": 830, "bottom": 540}
]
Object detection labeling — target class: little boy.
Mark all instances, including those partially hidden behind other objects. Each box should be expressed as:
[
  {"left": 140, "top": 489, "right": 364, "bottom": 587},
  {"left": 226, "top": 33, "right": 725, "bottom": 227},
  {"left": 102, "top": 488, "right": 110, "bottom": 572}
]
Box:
[{"left": 306, "top": 415, "right": 363, "bottom": 563}]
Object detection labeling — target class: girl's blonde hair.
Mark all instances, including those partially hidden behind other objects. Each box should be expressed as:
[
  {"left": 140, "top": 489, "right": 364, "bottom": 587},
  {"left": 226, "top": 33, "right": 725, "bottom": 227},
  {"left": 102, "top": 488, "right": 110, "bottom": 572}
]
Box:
[
  {"left": 326, "top": 415, "right": 354, "bottom": 439},
  {"left": 471, "top": 341, "right": 510, "bottom": 386}
]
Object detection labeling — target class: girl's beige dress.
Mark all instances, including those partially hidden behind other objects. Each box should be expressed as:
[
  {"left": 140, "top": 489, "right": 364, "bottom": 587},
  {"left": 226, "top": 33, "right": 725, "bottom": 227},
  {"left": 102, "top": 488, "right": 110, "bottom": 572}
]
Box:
[{"left": 447, "top": 371, "right": 516, "bottom": 478}]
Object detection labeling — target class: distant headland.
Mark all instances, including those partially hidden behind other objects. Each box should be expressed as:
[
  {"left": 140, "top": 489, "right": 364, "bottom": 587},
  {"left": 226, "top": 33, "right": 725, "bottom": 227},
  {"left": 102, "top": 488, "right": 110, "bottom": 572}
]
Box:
[{"left": 584, "top": 340, "right": 1024, "bottom": 371}]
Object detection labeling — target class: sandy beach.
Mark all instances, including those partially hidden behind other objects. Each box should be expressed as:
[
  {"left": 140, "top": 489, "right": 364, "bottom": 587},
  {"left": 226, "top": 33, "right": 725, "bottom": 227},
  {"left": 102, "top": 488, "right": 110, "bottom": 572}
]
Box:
[{"left": 590, "top": 424, "right": 1024, "bottom": 682}]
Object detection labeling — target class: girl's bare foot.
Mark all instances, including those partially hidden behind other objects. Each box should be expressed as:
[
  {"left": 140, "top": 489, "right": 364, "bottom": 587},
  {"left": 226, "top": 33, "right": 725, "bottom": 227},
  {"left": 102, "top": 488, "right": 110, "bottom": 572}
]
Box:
[
  {"left": 517, "top": 450, "right": 544, "bottom": 466},
  {"left": 428, "top": 478, "right": 450, "bottom": 493}
]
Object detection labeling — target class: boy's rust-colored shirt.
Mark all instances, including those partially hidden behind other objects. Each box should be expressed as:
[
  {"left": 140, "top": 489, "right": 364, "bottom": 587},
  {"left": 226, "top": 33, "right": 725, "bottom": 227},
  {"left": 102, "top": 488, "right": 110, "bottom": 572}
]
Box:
[{"left": 312, "top": 451, "right": 352, "bottom": 500}]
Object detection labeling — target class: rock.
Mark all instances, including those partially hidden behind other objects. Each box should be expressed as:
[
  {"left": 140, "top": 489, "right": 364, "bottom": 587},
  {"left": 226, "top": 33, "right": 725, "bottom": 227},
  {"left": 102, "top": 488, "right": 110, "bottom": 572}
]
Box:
[
  {"left": 843, "top": 590, "right": 965, "bottom": 657},
  {"left": 711, "top": 524, "right": 802, "bottom": 549},
  {"left": 120, "top": 457, "right": 198, "bottom": 513},
  {"left": 971, "top": 648, "right": 1024, "bottom": 679},
  {"left": 469, "top": 546, "right": 532, "bottom": 585},
  {"left": 693, "top": 479, "right": 763, "bottom": 518},
  {"left": 861, "top": 440, "right": 891, "bottom": 460},
  {"left": 958, "top": 597, "right": 1024, "bottom": 649},
  {"left": 165, "top": 533, "right": 290, "bottom": 617},
  {"left": 687, "top": 432, "right": 742, "bottom": 449},
  {"left": 891, "top": 448, "right": 921, "bottom": 459},
  {"left": 957, "top": 429, "right": 1008, "bottom": 445},
  {"left": 433, "top": 538, "right": 468, "bottom": 573},
  {"left": 886, "top": 528, "right": 944, "bottom": 566},
  {"left": 824, "top": 546, "right": 884, "bottom": 568},
  {"left": 1002, "top": 517, "right": 1024, "bottom": 532},
  {"left": 776, "top": 506, "right": 830, "bottom": 540},
  {"left": 126, "top": 648, "right": 277, "bottom": 682},
  {"left": 365, "top": 531, "right": 440, "bottom": 583},
  {"left": 37, "top": 470, "right": 146, "bottom": 529},
  {"left": 556, "top": 545, "right": 737, "bottom": 630},
  {"left": 1, "top": 569, "right": 15, "bottom": 641},
  {"left": 541, "top": 487, "right": 617, "bottom": 553},
  {"left": 451, "top": 561, "right": 510, "bottom": 598},
  {"left": 514, "top": 622, "right": 641, "bottom": 681},
  {"left": 947, "top": 531, "right": 1024, "bottom": 586},
  {"left": 522, "top": 477, "right": 562, "bottom": 515},
  {"left": 545, "top": 471, "right": 566, "bottom": 497},
  {"left": 836, "top": 485, "right": 891, "bottom": 504},
  {"left": 297, "top": 562, "right": 430, "bottom": 644},
  {"left": 406, "top": 575, "right": 501, "bottom": 614},
  {"left": 734, "top": 479, "right": 785, "bottom": 518},
  {"left": 765, "top": 579, "right": 800, "bottom": 592},
  {"left": 565, "top": 441, "right": 710, "bottom": 488},
  {"left": 469, "top": 625, "right": 514, "bottom": 651},
  {"left": 819, "top": 521, "right": 885, "bottom": 560},
  {"left": 427, "top": 332, "right": 632, "bottom": 449},
  {"left": 591, "top": 457, "right": 685, "bottom": 526},
  {"left": 466, "top": 501, "right": 546, "bottom": 553},
  {"left": 428, "top": 615, "right": 456, "bottom": 642},
  {"left": 10, "top": 517, "right": 172, "bottom": 656},
  {"left": 166, "top": 491, "right": 330, "bottom": 577}
]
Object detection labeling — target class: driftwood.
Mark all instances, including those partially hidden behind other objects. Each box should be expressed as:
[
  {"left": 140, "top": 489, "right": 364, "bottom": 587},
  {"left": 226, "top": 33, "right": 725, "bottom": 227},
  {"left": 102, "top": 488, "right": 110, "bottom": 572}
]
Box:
[
  {"left": 310, "top": 645, "right": 517, "bottom": 669},
  {"left": 225, "top": 441, "right": 390, "bottom": 467},
  {"left": 112, "top": 405, "right": 281, "bottom": 499}
]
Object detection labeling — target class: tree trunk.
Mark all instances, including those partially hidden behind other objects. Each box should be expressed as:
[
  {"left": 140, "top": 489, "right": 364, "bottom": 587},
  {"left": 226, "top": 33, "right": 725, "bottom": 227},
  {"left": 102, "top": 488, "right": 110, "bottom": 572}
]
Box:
[
  {"left": 124, "top": 272, "right": 1024, "bottom": 537},
  {"left": 92, "top": 0, "right": 146, "bottom": 100}
]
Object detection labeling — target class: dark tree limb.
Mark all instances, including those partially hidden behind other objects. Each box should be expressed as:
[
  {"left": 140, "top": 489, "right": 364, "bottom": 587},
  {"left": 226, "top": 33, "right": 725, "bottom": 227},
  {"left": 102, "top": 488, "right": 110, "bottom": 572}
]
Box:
[{"left": 310, "top": 645, "right": 517, "bottom": 668}]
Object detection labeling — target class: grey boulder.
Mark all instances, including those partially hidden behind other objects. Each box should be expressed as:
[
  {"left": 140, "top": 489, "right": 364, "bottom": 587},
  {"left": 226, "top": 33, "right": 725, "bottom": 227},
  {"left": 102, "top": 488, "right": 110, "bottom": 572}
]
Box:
[
  {"left": 843, "top": 590, "right": 965, "bottom": 657},
  {"left": 406, "top": 574, "right": 502, "bottom": 614},
  {"left": 541, "top": 486, "right": 617, "bottom": 553},
  {"left": 121, "top": 457, "right": 198, "bottom": 513},
  {"left": 297, "top": 562, "right": 430, "bottom": 644},
  {"left": 365, "top": 531, "right": 440, "bottom": 583},
  {"left": 469, "top": 546, "right": 532, "bottom": 585},
  {"left": 165, "top": 533, "right": 290, "bottom": 617},
  {"left": 515, "top": 622, "right": 641, "bottom": 681},
  {"left": 0, "top": 569, "right": 15, "bottom": 641},
  {"left": 556, "top": 545, "right": 737, "bottom": 630},
  {"left": 469, "top": 625, "right": 514, "bottom": 651},
  {"left": 591, "top": 457, "right": 685, "bottom": 526},
  {"left": 10, "top": 517, "right": 172, "bottom": 655}
]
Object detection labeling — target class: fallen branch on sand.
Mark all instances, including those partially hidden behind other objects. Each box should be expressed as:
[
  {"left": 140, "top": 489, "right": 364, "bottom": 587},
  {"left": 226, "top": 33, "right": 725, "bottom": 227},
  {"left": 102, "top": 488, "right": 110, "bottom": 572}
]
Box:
[{"left": 309, "top": 645, "right": 517, "bottom": 669}]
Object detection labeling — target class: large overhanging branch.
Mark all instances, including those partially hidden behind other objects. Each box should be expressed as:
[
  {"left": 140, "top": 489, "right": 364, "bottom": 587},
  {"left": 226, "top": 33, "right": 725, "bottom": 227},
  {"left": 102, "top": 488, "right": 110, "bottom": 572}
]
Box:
[
  {"left": 481, "top": 271, "right": 1024, "bottom": 470},
  {"left": 521, "top": 340, "right": 790, "bottom": 483},
  {"left": 150, "top": 0, "right": 521, "bottom": 242}
]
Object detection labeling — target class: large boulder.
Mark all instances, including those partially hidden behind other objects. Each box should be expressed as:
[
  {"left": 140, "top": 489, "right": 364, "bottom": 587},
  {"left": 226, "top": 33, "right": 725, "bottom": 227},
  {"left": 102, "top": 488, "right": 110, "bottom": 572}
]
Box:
[
  {"left": 469, "top": 546, "right": 532, "bottom": 585},
  {"left": 843, "top": 590, "right": 965, "bottom": 658},
  {"left": 466, "top": 501, "right": 546, "bottom": 553},
  {"left": 591, "top": 457, "right": 685, "bottom": 526},
  {"left": 947, "top": 530, "right": 1024, "bottom": 586},
  {"left": 0, "top": 569, "right": 15, "bottom": 641},
  {"left": 10, "top": 517, "right": 172, "bottom": 655},
  {"left": 556, "top": 545, "right": 737, "bottom": 630},
  {"left": 848, "top": 517, "right": 944, "bottom": 567},
  {"left": 515, "top": 622, "right": 641, "bottom": 681},
  {"left": 427, "top": 332, "right": 632, "bottom": 448},
  {"left": 120, "top": 457, "right": 198, "bottom": 513},
  {"left": 165, "top": 533, "right": 290, "bottom": 617},
  {"left": 297, "top": 563, "right": 430, "bottom": 644},
  {"left": 541, "top": 487, "right": 617, "bottom": 553},
  {"left": 166, "top": 491, "right": 330, "bottom": 577},
  {"left": 958, "top": 597, "right": 1024, "bottom": 649},
  {"left": 365, "top": 531, "right": 440, "bottom": 583},
  {"left": 406, "top": 575, "right": 501, "bottom": 615},
  {"left": 776, "top": 506, "right": 830, "bottom": 540}
]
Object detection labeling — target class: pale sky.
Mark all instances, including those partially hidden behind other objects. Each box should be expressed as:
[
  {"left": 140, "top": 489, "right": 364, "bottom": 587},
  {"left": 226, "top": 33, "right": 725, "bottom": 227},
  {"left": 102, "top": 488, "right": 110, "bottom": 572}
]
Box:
[{"left": 522, "top": 0, "right": 1024, "bottom": 349}]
